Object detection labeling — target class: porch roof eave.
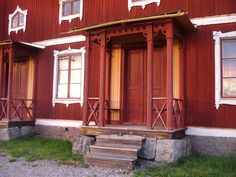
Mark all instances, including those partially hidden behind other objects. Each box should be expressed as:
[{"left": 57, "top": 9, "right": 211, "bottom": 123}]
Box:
[
  {"left": 0, "top": 40, "right": 45, "bottom": 50},
  {"left": 62, "top": 10, "right": 196, "bottom": 35}
]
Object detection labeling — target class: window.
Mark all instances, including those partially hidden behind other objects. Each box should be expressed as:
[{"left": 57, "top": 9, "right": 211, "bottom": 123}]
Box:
[
  {"left": 59, "top": 0, "right": 83, "bottom": 24},
  {"left": 53, "top": 47, "right": 85, "bottom": 106},
  {"left": 128, "top": 0, "right": 161, "bottom": 11},
  {"left": 8, "top": 6, "right": 27, "bottom": 34},
  {"left": 213, "top": 31, "right": 236, "bottom": 109}
]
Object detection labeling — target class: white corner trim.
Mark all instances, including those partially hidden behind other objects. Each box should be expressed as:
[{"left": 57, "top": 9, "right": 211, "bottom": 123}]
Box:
[
  {"left": 213, "top": 31, "right": 236, "bottom": 109},
  {"left": 59, "top": 0, "right": 83, "bottom": 24},
  {"left": 186, "top": 127, "right": 236, "bottom": 138},
  {"left": 191, "top": 13, "right": 236, "bottom": 27},
  {"left": 32, "top": 35, "right": 85, "bottom": 47},
  {"left": 52, "top": 46, "right": 86, "bottom": 107},
  {"left": 8, "top": 6, "right": 27, "bottom": 35},
  {"left": 128, "top": 0, "right": 161, "bottom": 11}
]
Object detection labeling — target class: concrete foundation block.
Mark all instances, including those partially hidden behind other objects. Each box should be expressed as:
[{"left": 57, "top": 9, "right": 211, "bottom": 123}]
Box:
[
  {"left": 190, "top": 136, "right": 236, "bottom": 155},
  {"left": 0, "top": 127, "right": 21, "bottom": 141},
  {"left": 139, "top": 138, "right": 156, "bottom": 160},
  {"left": 20, "top": 126, "right": 35, "bottom": 137},
  {"left": 72, "top": 136, "right": 95, "bottom": 155},
  {"left": 155, "top": 139, "right": 187, "bottom": 163}
]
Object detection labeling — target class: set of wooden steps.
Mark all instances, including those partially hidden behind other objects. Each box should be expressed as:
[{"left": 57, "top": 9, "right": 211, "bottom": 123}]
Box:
[{"left": 84, "top": 134, "right": 145, "bottom": 170}]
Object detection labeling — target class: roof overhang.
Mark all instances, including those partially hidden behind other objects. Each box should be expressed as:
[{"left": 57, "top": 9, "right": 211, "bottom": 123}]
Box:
[
  {"left": 0, "top": 40, "right": 45, "bottom": 60},
  {"left": 62, "top": 10, "right": 196, "bottom": 35},
  {"left": 0, "top": 40, "right": 45, "bottom": 49}
]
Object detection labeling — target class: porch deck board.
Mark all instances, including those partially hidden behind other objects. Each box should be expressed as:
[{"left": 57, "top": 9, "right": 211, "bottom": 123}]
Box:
[{"left": 81, "top": 125, "right": 185, "bottom": 139}]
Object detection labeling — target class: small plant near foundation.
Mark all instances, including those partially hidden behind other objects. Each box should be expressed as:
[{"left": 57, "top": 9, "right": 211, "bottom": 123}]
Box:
[
  {"left": 0, "top": 136, "right": 83, "bottom": 163},
  {"left": 134, "top": 154, "right": 236, "bottom": 177}
]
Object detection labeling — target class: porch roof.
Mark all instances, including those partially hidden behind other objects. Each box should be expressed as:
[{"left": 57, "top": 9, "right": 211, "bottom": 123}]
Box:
[
  {"left": 63, "top": 10, "right": 196, "bottom": 34},
  {"left": 0, "top": 40, "right": 45, "bottom": 49}
]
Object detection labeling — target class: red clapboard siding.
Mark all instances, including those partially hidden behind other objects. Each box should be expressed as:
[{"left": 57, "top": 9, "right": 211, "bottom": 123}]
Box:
[
  {"left": 1, "top": 0, "right": 236, "bottom": 42},
  {"left": 34, "top": 43, "right": 85, "bottom": 120},
  {"left": 185, "top": 23, "right": 236, "bottom": 128}
]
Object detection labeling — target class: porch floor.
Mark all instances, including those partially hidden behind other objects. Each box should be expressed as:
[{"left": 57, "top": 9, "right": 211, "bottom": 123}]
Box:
[
  {"left": 0, "top": 119, "right": 35, "bottom": 128},
  {"left": 81, "top": 125, "right": 186, "bottom": 139}
]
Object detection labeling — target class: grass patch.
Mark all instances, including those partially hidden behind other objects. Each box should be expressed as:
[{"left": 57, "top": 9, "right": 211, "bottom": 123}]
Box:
[
  {"left": 0, "top": 136, "right": 83, "bottom": 163},
  {"left": 134, "top": 154, "right": 236, "bottom": 177}
]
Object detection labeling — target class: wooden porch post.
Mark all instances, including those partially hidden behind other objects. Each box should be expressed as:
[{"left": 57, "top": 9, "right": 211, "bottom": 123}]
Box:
[
  {"left": 146, "top": 25, "right": 153, "bottom": 129},
  {"left": 166, "top": 23, "right": 174, "bottom": 130},
  {"left": 83, "top": 33, "right": 90, "bottom": 126},
  {"left": 99, "top": 32, "right": 106, "bottom": 127},
  {"left": 7, "top": 46, "right": 13, "bottom": 121},
  {"left": 105, "top": 48, "right": 110, "bottom": 124},
  {"left": 0, "top": 47, "right": 3, "bottom": 98}
]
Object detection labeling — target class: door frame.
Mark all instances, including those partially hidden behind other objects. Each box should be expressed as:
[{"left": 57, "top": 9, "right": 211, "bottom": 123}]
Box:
[{"left": 120, "top": 44, "right": 147, "bottom": 125}]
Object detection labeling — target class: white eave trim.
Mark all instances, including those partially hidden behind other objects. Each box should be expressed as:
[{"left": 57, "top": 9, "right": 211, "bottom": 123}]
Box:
[
  {"left": 191, "top": 13, "right": 236, "bottom": 27},
  {"left": 186, "top": 127, "right": 236, "bottom": 138},
  {"left": 32, "top": 35, "right": 85, "bottom": 47},
  {"left": 128, "top": 0, "right": 161, "bottom": 11},
  {"left": 17, "top": 41, "right": 45, "bottom": 49}
]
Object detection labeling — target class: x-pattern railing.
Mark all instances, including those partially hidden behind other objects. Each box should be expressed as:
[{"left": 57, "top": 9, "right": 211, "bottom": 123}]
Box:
[
  {"left": 152, "top": 97, "right": 184, "bottom": 129},
  {"left": 0, "top": 98, "right": 34, "bottom": 120},
  {"left": 152, "top": 97, "right": 167, "bottom": 129},
  {"left": 87, "top": 97, "right": 100, "bottom": 125}
]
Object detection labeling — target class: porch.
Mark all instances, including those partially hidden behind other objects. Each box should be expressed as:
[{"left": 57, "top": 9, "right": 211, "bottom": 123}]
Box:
[
  {"left": 0, "top": 40, "right": 44, "bottom": 127},
  {"left": 79, "top": 11, "right": 195, "bottom": 131}
]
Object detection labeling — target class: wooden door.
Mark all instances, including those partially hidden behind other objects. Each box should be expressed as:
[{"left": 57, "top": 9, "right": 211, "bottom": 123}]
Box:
[{"left": 125, "top": 49, "right": 146, "bottom": 124}]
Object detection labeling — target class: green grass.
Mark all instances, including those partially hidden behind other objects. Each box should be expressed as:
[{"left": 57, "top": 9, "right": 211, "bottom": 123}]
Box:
[
  {"left": 134, "top": 154, "right": 236, "bottom": 177},
  {"left": 0, "top": 136, "right": 83, "bottom": 163}
]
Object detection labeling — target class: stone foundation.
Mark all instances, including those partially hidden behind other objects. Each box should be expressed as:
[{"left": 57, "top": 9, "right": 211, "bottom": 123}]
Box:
[
  {"left": 0, "top": 126, "right": 35, "bottom": 141},
  {"left": 35, "top": 125, "right": 81, "bottom": 142},
  {"left": 139, "top": 138, "right": 191, "bottom": 163},
  {"left": 189, "top": 135, "right": 236, "bottom": 155},
  {"left": 72, "top": 136, "right": 95, "bottom": 155}
]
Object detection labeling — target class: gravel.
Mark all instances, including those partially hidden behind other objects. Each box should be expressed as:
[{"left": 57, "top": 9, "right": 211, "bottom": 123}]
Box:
[{"left": 0, "top": 154, "right": 133, "bottom": 177}]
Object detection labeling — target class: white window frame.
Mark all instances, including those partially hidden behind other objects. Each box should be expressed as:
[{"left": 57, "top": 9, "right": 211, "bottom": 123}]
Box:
[
  {"left": 53, "top": 46, "right": 85, "bottom": 107},
  {"left": 213, "top": 31, "right": 236, "bottom": 109},
  {"left": 8, "top": 6, "right": 27, "bottom": 35},
  {"left": 59, "top": 0, "right": 83, "bottom": 24},
  {"left": 128, "top": 0, "right": 161, "bottom": 11}
]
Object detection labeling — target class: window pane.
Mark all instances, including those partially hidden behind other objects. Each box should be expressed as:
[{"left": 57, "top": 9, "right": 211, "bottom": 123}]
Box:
[
  {"left": 19, "top": 14, "right": 24, "bottom": 26},
  {"left": 70, "top": 84, "right": 81, "bottom": 98},
  {"left": 59, "top": 58, "right": 69, "bottom": 70},
  {"left": 223, "top": 78, "right": 236, "bottom": 97},
  {"left": 12, "top": 15, "right": 18, "bottom": 28},
  {"left": 223, "top": 60, "right": 236, "bottom": 77},
  {"left": 59, "top": 70, "right": 68, "bottom": 84},
  {"left": 57, "top": 84, "right": 68, "bottom": 98},
  {"left": 222, "top": 40, "right": 236, "bottom": 58},
  {"left": 73, "top": 0, "right": 80, "bottom": 14},
  {"left": 71, "top": 55, "right": 82, "bottom": 69},
  {"left": 63, "top": 2, "right": 71, "bottom": 16},
  {"left": 71, "top": 69, "right": 81, "bottom": 83}
]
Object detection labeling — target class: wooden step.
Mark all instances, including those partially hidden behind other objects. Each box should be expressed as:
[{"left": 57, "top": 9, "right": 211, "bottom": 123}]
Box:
[
  {"left": 84, "top": 154, "right": 136, "bottom": 170},
  {"left": 0, "top": 120, "right": 8, "bottom": 128},
  {"left": 96, "top": 134, "right": 144, "bottom": 147},
  {"left": 89, "top": 145, "right": 138, "bottom": 159}
]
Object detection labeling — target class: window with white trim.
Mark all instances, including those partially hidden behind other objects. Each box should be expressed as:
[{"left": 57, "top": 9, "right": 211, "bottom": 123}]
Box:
[
  {"left": 213, "top": 31, "right": 236, "bottom": 109},
  {"left": 128, "top": 0, "right": 161, "bottom": 11},
  {"left": 8, "top": 6, "right": 27, "bottom": 34},
  {"left": 59, "top": 0, "right": 83, "bottom": 24},
  {"left": 53, "top": 47, "right": 85, "bottom": 107}
]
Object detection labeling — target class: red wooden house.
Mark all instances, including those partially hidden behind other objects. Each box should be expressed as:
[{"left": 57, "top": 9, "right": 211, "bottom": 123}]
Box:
[{"left": 0, "top": 0, "right": 236, "bottom": 166}]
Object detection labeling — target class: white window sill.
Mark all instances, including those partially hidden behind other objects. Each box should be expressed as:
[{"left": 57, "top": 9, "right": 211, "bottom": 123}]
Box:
[{"left": 53, "top": 99, "right": 83, "bottom": 107}]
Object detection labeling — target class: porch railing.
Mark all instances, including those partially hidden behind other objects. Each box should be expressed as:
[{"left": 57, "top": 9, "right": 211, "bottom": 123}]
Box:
[
  {"left": 152, "top": 97, "right": 184, "bottom": 129},
  {"left": 0, "top": 98, "right": 34, "bottom": 121}
]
